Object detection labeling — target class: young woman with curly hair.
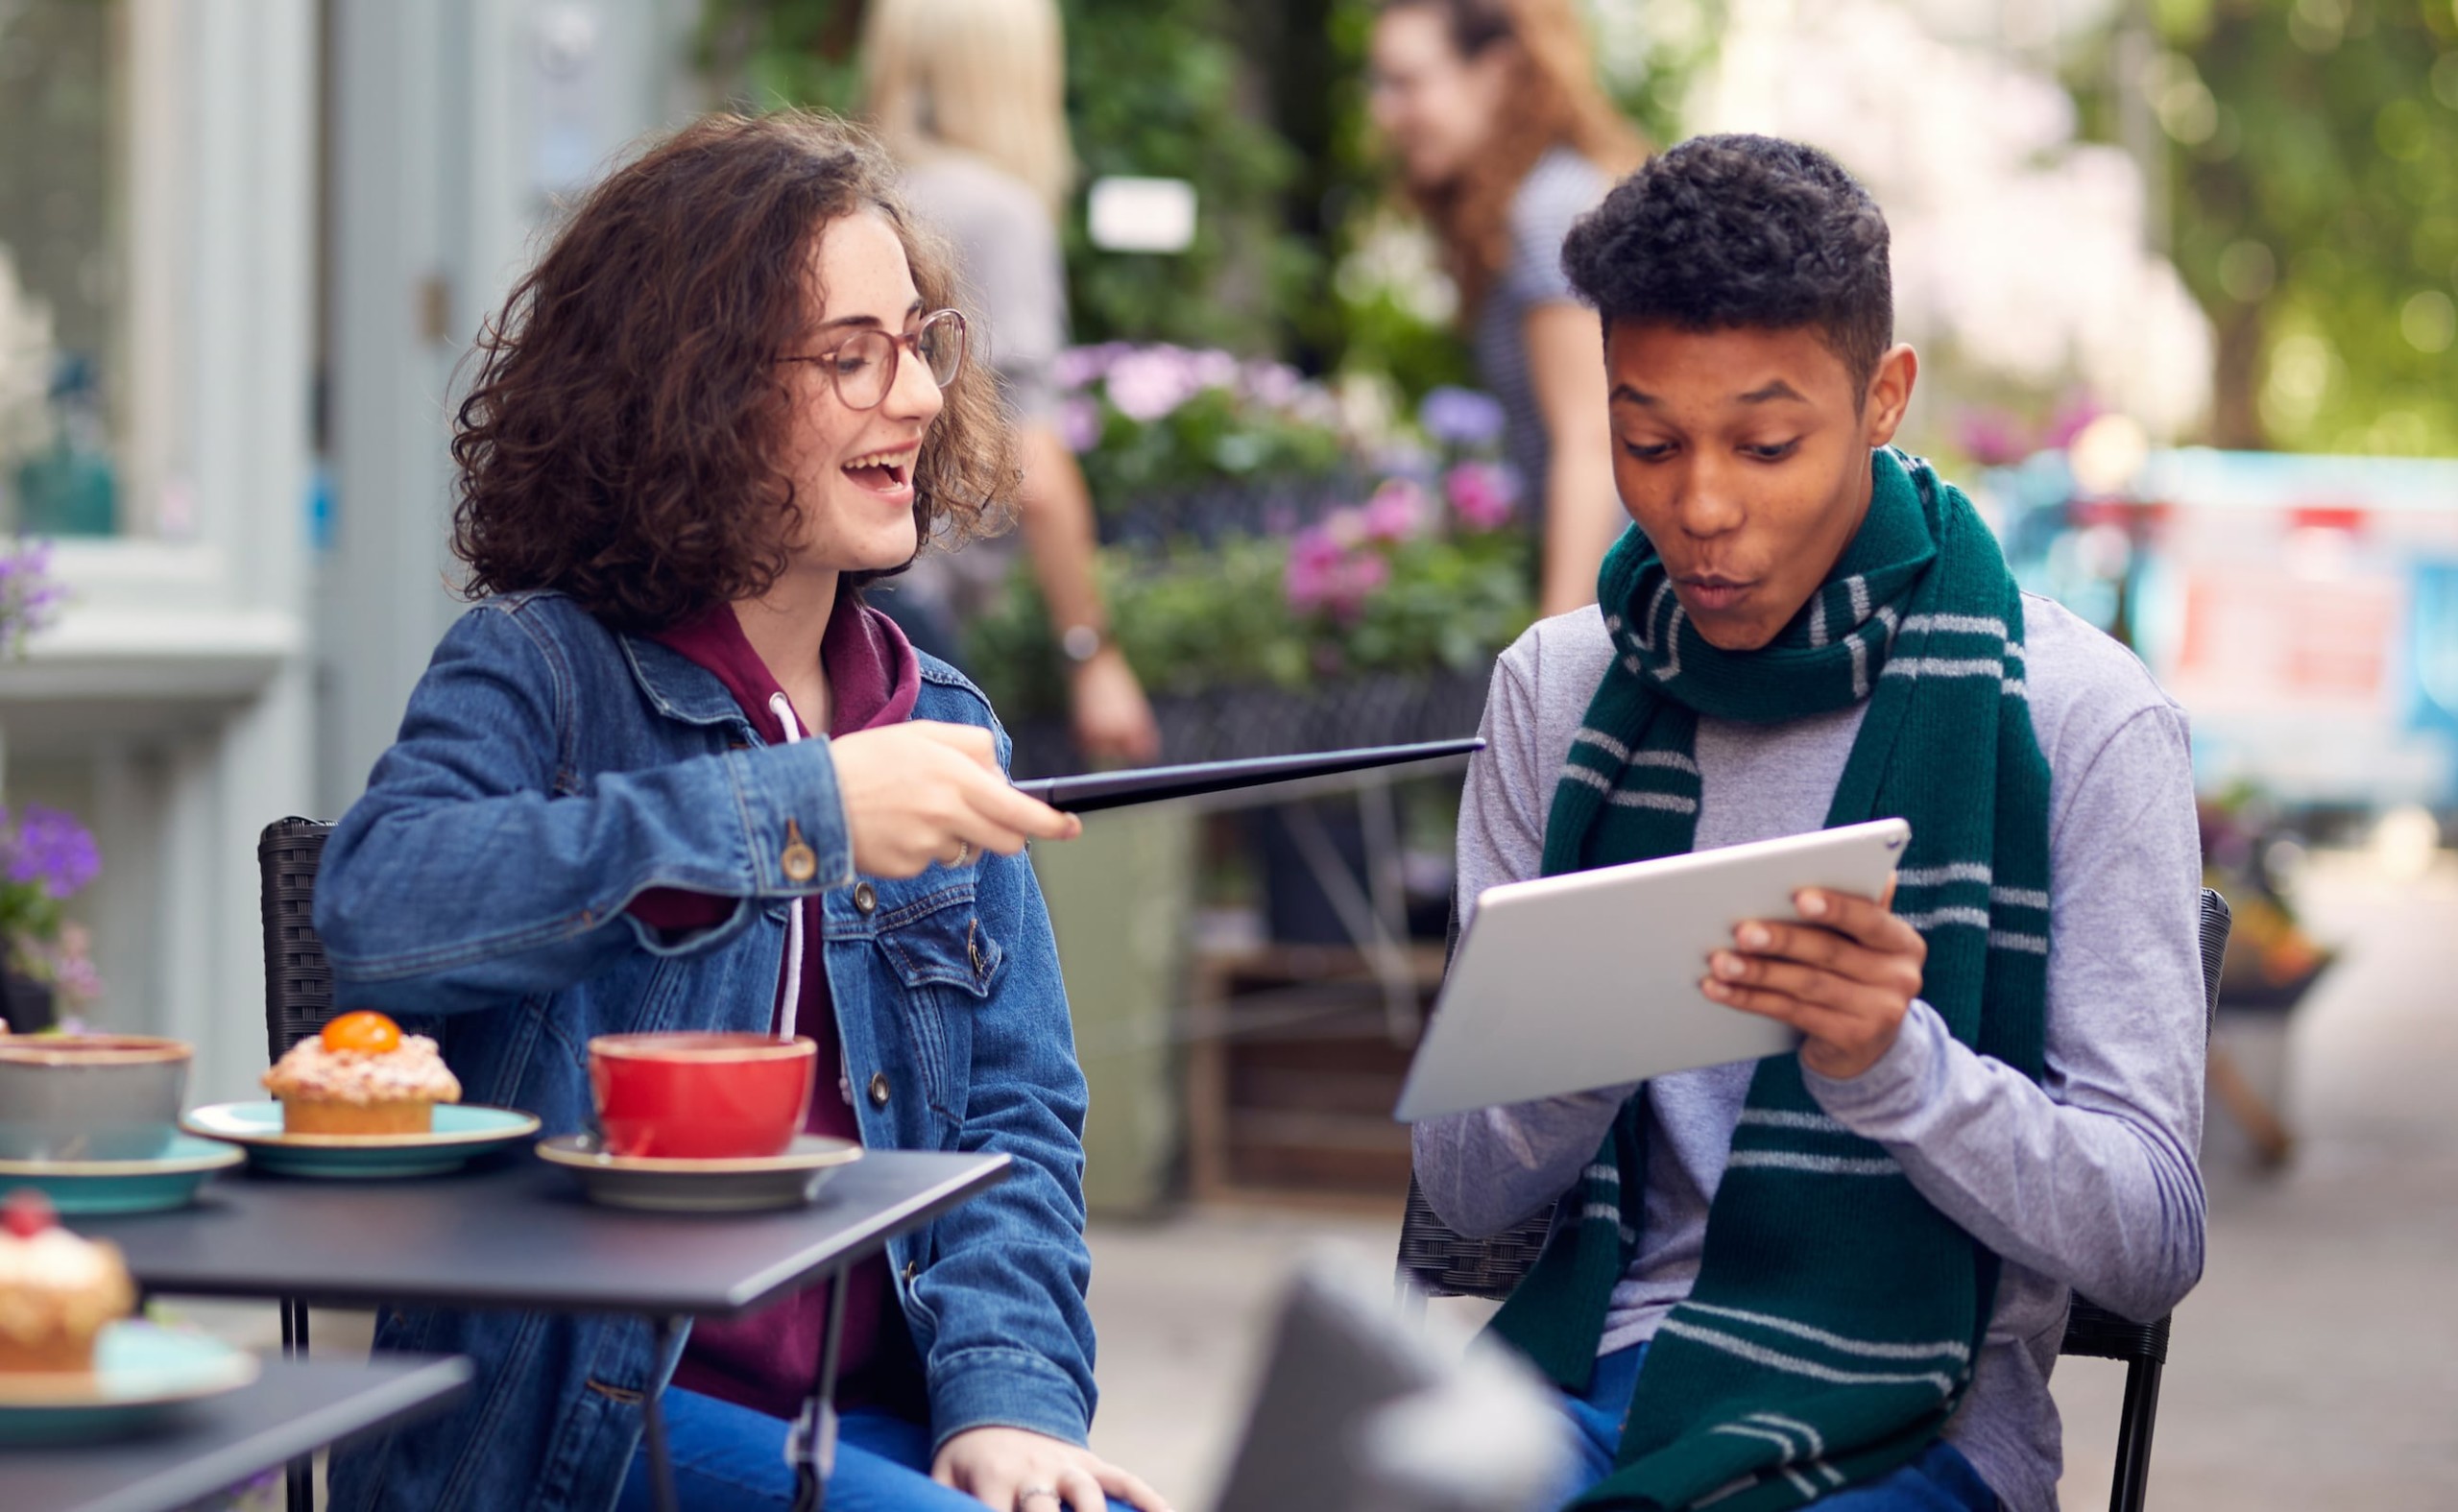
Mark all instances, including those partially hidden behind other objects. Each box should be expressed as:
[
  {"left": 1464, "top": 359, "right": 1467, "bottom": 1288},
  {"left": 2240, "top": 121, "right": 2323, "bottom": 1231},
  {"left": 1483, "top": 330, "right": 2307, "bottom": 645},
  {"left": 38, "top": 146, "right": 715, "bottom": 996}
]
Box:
[
  {"left": 312, "top": 109, "right": 1166, "bottom": 1512},
  {"left": 1368, "top": 0, "right": 1647, "bottom": 618}
]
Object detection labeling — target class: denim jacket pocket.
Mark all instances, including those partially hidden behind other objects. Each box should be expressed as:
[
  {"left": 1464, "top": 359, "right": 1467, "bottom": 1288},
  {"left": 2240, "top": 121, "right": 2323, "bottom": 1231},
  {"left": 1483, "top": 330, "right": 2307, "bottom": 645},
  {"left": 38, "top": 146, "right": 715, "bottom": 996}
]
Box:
[
  {"left": 873, "top": 888, "right": 1002, "bottom": 1122},
  {"left": 877, "top": 895, "right": 1004, "bottom": 996}
]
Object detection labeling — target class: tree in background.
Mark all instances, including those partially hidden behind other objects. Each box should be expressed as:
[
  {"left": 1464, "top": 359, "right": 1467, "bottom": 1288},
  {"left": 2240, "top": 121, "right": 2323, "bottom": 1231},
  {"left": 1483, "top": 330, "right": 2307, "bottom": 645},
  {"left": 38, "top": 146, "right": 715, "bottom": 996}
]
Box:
[{"left": 2101, "top": 0, "right": 2458, "bottom": 454}]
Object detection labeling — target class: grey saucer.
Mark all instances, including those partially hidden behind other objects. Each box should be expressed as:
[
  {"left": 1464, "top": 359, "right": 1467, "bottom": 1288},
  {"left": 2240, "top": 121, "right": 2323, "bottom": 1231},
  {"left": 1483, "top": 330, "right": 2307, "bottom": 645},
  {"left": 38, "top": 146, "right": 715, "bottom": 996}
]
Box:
[{"left": 535, "top": 1134, "right": 862, "bottom": 1213}]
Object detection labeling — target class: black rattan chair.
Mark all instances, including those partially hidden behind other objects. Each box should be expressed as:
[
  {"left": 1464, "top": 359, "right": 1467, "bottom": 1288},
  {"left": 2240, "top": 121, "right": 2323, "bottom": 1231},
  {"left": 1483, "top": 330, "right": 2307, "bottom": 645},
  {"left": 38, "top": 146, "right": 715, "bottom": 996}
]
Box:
[
  {"left": 257, "top": 817, "right": 339, "bottom": 1512},
  {"left": 1396, "top": 887, "right": 2231, "bottom": 1512}
]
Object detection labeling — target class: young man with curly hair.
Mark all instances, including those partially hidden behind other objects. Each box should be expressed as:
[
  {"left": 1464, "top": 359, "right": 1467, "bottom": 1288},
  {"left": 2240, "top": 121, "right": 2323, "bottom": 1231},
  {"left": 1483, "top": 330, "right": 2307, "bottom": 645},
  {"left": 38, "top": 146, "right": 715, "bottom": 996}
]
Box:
[{"left": 1413, "top": 135, "right": 2207, "bottom": 1512}]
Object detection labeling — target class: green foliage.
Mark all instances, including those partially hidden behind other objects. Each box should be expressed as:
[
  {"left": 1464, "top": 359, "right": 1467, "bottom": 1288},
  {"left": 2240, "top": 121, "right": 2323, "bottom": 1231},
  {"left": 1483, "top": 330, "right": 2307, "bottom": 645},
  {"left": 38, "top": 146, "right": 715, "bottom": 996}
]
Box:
[
  {"left": 2079, "top": 1, "right": 2458, "bottom": 454},
  {"left": 967, "top": 533, "right": 1313, "bottom": 715},
  {"left": 701, "top": 0, "right": 1306, "bottom": 351},
  {"left": 965, "top": 475, "right": 1534, "bottom": 719},
  {"left": 1062, "top": 0, "right": 1310, "bottom": 348},
  {"left": 697, "top": 0, "right": 1712, "bottom": 404},
  {"left": 1336, "top": 524, "right": 1533, "bottom": 678},
  {"left": 1070, "top": 366, "right": 1351, "bottom": 501}
]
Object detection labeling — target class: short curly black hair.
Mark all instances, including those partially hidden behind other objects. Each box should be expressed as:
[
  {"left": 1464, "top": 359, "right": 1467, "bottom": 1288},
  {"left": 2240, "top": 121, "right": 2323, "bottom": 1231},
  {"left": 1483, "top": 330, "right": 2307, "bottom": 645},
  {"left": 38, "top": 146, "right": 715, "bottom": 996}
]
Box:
[{"left": 1561, "top": 133, "right": 1892, "bottom": 396}]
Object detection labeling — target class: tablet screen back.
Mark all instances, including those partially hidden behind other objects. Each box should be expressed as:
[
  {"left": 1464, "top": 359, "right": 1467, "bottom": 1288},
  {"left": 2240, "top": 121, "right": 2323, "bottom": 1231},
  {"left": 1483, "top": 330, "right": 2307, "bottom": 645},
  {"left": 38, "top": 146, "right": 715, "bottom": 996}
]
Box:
[{"left": 1392, "top": 819, "right": 1910, "bottom": 1122}]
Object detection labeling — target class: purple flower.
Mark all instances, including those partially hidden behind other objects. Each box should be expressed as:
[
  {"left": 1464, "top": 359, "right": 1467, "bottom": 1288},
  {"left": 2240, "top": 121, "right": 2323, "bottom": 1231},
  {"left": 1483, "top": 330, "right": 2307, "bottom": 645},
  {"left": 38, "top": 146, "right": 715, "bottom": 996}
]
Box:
[
  {"left": 1240, "top": 360, "right": 1309, "bottom": 412},
  {"left": 0, "top": 539, "right": 68, "bottom": 646},
  {"left": 4, "top": 804, "right": 100, "bottom": 899},
  {"left": 1418, "top": 386, "right": 1506, "bottom": 450},
  {"left": 1053, "top": 343, "right": 1133, "bottom": 392},
  {"left": 1362, "top": 478, "right": 1432, "bottom": 543},
  {"left": 1444, "top": 461, "right": 1519, "bottom": 531},
  {"left": 1056, "top": 396, "right": 1102, "bottom": 454}
]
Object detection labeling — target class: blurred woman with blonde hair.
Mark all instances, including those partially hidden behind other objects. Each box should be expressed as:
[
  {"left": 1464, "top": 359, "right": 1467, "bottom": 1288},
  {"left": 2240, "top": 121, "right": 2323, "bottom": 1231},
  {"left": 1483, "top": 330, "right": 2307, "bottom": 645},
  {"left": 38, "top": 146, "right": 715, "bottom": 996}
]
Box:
[
  {"left": 863, "top": 0, "right": 1161, "bottom": 763},
  {"left": 1369, "top": 0, "right": 1646, "bottom": 616}
]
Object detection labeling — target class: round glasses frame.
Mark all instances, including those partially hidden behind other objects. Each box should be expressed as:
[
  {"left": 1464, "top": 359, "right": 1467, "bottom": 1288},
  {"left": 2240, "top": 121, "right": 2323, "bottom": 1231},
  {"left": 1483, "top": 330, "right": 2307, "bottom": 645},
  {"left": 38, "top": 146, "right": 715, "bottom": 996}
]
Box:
[{"left": 776, "top": 308, "right": 968, "bottom": 411}]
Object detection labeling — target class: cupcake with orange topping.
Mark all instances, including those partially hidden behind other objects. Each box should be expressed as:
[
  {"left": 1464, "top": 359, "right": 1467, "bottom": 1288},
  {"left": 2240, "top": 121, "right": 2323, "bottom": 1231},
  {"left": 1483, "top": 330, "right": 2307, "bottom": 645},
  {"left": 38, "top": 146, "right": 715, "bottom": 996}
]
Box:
[
  {"left": 261, "top": 1011, "right": 462, "bottom": 1135},
  {"left": 0, "top": 1189, "right": 135, "bottom": 1374}
]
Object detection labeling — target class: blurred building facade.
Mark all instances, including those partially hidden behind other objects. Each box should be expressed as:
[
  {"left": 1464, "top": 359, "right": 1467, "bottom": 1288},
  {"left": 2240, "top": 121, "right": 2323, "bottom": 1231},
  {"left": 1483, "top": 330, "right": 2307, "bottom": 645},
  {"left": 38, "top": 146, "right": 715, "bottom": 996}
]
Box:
[{"left": 0, "top": 0, "right": 700, "bottom": 1100}]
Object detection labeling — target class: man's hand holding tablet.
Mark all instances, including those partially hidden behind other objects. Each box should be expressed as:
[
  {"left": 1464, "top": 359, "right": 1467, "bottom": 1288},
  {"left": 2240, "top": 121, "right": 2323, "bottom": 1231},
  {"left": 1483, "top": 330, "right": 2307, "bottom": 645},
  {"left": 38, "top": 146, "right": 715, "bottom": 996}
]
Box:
[
  {"left": 1706, "top": 883, "right": 1930, "bottom": 1080},
  {"left": 1392, "top": 818, "right": 1914, "bottom": 1121}
]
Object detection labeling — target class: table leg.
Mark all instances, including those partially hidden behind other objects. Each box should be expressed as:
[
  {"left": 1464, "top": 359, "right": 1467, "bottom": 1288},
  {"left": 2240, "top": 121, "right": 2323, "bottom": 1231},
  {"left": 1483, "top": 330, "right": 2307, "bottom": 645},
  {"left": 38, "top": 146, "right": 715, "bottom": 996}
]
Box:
[
  {"left": 789, "top": 1270, "right": 851, "bottom": 1512},
  {"left": 643, "top": 1315, "right": 684, "bottom": 1512},
  {"left": 281, "top": 1300, "right": 313, "bottom": 1512}
]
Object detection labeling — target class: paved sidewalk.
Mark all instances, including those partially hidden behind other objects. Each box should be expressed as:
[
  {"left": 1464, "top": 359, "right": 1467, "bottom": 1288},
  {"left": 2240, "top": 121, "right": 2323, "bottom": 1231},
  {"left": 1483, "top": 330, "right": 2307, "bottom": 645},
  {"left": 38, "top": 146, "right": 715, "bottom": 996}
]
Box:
[{"left": 1082, "top": 851, "right": 2458, "bottom": 1511}]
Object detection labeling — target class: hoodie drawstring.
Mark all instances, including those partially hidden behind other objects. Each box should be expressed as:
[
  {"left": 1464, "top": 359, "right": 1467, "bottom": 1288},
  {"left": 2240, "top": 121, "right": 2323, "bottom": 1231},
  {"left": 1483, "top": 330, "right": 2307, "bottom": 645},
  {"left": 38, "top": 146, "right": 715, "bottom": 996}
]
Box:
[{"left": 768, "top": 692, "right": 807, "bottom": 1044}]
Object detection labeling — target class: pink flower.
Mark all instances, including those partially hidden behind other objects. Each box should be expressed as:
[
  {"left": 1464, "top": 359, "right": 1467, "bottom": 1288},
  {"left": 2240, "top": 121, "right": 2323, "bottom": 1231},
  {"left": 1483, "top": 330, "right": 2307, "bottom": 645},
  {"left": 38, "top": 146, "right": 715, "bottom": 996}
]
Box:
[
  {"left": 1362, "top": 478, "right": 1432, "bottom": 542},
  {"left": 2042, "top": 393, "right": 2107, "bottom": 452},
  {"left": 1954, "top": 408, "right": 2031, "bottom": 468},
  {"left": 45, "top": 924, "right": 101, "bottom": 1009},
  {"left": 1285, "top": 527, "right": 1347, "bottom": 613},
  {"left": 1100, "top": 345, "right": 1240, "bottom": 422},
  {"left": 1241, "top": 360, "right": 1309, "bottom": 412},
  {"left": 1284, "top": 527, "right": 1391, "bottom": 618},
  {"left": 1444, "top": 462, "right": 1518, "bottom": 531}
]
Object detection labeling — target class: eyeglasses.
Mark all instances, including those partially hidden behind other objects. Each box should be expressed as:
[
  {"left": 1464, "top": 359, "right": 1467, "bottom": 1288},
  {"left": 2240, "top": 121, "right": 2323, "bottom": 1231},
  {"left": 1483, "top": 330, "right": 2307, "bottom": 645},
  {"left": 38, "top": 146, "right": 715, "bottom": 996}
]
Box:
[{"left": 776, "top": 308, "right": 968, "bottom": 411}]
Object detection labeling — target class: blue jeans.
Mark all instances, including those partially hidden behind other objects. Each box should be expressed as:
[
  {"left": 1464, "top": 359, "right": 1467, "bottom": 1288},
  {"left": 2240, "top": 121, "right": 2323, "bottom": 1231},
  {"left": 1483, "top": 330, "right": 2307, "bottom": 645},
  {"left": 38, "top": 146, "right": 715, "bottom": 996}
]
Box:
[
  {"left": 616, "top": 1387, "right": 1132, "bottom": 1512},
  {"left": 1550, "top": 1345, "right": 2000, "bottom": 1511}
]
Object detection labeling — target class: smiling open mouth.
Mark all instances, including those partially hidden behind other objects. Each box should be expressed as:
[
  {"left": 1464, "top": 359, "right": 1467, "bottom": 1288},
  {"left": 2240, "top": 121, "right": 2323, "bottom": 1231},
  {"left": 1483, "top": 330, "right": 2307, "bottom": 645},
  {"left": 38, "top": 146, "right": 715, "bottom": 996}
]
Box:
[{"left": 842, "top": 449, "right": 914, "bottom": 493}]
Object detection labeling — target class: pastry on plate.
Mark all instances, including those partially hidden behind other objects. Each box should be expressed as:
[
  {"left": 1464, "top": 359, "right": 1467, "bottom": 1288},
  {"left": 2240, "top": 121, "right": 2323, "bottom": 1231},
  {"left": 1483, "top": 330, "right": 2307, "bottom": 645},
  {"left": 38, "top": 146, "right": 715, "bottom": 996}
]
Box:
[
  {"left": 0, "top": 1188, "right": 135, "bottom": 1373},
  {"left": 262, "top": 1011, "right": 463, "bottom": 1136}
]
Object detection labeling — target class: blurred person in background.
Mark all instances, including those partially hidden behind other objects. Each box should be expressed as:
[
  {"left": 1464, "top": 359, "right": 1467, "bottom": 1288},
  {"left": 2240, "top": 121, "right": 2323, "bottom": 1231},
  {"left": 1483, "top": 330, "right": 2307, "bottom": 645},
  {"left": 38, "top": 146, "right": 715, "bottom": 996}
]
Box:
[
  {"left": 1369, "top": 0, "right": 1646, "bottom": 618},
  {"left": 862, "top": 0, "right": 1162, "bottom": 764}
]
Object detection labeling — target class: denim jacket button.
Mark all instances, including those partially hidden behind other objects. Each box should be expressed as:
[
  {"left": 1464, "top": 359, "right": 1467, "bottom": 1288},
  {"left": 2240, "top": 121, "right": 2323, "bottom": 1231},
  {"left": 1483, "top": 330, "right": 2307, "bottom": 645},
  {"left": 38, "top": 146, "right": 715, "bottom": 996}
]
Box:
[
  {"left": 853, "top": 882, "right": 878, "bottom": 914},
  {"left": 902, "top": 1260, "right": 918, "bottom": 1285},
  {"left": 782, "top": 818, "right": 818, "bottom": 883},
  {"left": 866, "top": 1070, "right": 891, "bottom": 1108}
]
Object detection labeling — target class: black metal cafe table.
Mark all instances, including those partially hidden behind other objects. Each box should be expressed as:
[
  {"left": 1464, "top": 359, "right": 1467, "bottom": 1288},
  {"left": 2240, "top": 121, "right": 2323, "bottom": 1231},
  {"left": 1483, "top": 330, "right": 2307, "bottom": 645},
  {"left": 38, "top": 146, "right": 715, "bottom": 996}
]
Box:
[
  {"left": 76, "top": 1147, "right": 1011, "bottom": 1512},
  {"left": 3, "top": 1355, "right": 470, "bottom": 1512}
]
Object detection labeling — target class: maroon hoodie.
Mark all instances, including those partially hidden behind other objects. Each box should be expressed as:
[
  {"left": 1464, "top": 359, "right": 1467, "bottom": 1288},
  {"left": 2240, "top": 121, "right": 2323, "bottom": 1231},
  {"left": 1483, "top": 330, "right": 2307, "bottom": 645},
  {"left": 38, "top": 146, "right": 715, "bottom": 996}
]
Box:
[{"left": 629, "top": 595, "right": 921, "bottom": 1419}]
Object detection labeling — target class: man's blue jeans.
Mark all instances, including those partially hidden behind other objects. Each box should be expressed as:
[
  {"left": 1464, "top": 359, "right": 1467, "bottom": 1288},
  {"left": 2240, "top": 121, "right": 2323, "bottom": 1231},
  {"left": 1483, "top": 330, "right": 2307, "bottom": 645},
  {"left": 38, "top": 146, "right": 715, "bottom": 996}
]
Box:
[
  {"left": 1550, "top": 1344, "right": 2001, "bottom": 1510},
  {"left": 615, "top": 1386, "right": 1133, "bottom": 1512}
]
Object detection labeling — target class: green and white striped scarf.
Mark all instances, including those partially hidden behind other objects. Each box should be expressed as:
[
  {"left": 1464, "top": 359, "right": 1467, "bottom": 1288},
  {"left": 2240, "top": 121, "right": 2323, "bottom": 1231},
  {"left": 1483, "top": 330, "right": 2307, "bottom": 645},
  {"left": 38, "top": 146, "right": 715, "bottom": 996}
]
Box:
[{"left": 1487, "top": 449, "right": 2051, "bottom": 1510}]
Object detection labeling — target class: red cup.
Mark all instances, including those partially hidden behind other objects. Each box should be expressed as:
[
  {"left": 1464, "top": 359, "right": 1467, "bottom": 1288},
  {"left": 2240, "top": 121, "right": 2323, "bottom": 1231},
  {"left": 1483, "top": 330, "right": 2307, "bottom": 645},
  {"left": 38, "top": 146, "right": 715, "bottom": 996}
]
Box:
[{"left": 587, "top": 1033, "right": 816, "bottom": 1160}]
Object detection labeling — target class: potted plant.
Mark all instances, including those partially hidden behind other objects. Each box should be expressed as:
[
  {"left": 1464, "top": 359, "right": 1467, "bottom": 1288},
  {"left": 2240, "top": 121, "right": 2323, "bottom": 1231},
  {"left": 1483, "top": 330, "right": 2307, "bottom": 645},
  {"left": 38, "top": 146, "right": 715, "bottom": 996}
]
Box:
[
  {"left": 972, "top": 378, "right": 1533, "bottom": 772},
  {"left": 0, "top": 804, "right": 102, "bottom": 1034},
  {"left": 0, "top": 537, "right": 84, "bottom": 1033}
]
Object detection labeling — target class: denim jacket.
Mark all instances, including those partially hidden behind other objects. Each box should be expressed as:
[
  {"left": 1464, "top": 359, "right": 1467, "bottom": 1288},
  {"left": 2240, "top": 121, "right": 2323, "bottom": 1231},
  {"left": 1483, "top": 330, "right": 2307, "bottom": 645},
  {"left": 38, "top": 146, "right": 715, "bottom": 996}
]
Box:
[{"left": 314, "top": 590, "right": 1094, "bottom": 1512}]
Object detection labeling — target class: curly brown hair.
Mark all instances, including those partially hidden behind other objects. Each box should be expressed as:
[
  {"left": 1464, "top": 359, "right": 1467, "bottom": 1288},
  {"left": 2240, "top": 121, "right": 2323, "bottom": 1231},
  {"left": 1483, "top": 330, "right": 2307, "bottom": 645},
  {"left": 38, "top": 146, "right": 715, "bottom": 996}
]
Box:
[
  {"left": 450, "top": 109, "right": 1018, "bottom": 632},
  {"left": 1380, "top": 0, "right": 1648, "bottom": 313}
]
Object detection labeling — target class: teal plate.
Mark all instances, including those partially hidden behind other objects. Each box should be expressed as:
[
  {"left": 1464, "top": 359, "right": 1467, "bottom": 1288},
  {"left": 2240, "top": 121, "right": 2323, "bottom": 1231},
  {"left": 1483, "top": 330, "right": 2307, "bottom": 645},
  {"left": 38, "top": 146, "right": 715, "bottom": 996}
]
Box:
[
  {"left": 0, "top": 1135, "right": 245, "bottom": 1214},
  {"left": 182, "top": 1101, "right": 541, "bottom": 1179},
  {"left": 0, "top": 1321, "right": 259, "bottom": 1444}
]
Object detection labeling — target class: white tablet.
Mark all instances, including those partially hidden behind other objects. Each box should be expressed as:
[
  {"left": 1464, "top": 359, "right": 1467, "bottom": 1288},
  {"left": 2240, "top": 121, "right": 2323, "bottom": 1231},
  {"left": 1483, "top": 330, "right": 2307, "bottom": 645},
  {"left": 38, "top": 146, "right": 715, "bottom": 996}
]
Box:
[{"left": 1392, "top": 818, "right": 1911, "bottom": 1122}]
